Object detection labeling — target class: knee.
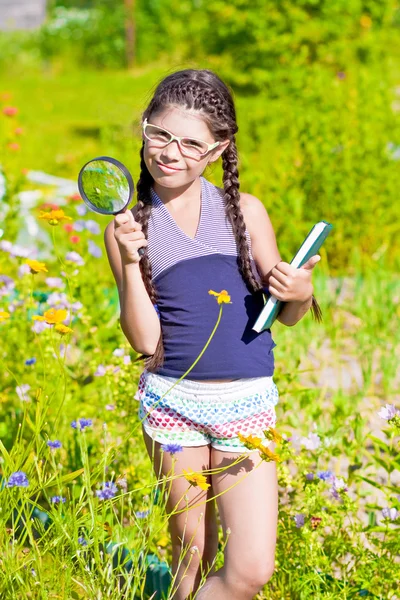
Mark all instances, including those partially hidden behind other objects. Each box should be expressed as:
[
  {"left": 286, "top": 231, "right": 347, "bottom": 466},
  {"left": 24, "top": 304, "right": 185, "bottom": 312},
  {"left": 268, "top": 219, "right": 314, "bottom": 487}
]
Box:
[{"left": 225, "top": 559, "right": 275, "bottom": 595}]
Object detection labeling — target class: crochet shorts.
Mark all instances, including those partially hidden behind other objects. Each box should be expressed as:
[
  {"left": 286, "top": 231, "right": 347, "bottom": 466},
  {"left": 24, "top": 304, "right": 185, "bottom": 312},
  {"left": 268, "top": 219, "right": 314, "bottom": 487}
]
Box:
[{"left": 134, "top": 369, "right": 279, "bottom": 453}]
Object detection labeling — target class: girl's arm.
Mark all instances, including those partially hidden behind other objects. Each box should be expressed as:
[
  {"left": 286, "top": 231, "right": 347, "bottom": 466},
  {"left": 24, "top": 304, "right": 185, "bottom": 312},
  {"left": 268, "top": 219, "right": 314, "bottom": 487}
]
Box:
[
  {"left": 240, "top": 193, "right": 312, "bottom": 327},
  {"left": 103, "top": 220, "right": 161, "bottom": 355}
]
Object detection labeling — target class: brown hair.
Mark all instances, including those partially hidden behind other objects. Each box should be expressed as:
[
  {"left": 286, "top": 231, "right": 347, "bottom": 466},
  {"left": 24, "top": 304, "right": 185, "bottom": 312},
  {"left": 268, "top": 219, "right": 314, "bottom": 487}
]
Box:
[{"left": 134, "top": 69, "right": 322, "bottom": 371}]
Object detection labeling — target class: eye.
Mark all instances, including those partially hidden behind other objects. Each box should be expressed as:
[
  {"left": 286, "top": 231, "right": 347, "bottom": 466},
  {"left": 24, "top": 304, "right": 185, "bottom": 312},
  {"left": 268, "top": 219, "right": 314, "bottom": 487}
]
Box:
[{"left": 184, "top": 139, "right": 203, "bottom": 148}]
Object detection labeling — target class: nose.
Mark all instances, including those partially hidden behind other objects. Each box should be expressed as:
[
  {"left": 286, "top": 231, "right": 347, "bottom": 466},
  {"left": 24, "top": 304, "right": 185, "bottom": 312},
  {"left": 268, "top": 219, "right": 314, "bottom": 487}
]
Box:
[{"left": 161, "top": 139, "right": 182, "bottom": 161}]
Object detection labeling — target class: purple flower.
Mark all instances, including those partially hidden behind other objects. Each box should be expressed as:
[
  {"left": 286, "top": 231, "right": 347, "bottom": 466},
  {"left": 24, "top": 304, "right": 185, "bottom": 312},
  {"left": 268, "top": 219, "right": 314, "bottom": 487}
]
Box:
[
  {"left": 85, "top": 220, "right": 101, "bottom": 235},
  {"left": 105, "top": 404, "right": 115, "bottom": 411},
  {"left": 378, "top": 404, "right": 399, "bottom": 420},
  {"left": 300, "top": 432, "right": 321, "bottom": 450},
  {"left": 78, "top": 536, "right": 88, "bottom": 546},
  {"left": 45, "top": 277, "right": 65, "bottom": 289},
  {"left": 94, "top": 365, "right": 107, "bottom": 377},
  {"left": 330, "top": 477, "right": 348, "bottom": 500},
  {"left": 305, "top": 472, "right": 314, "bottom": 481},
  {"left": 18, "top": 264, "right": 31, "bottom": 277},
  {"left": 293, "top": 514, "right": 305, "bottom": 528},
  {"left": 96, "top": 481, "right": 118, "bottom": 500},
  {"left": 123, "top": 355, "right": 131, "bottom": 365},
  {"left": 161, "top": 443, "right": 183, "bottom": 456},
  {"left": 71, "top": 418, "right": 92, "bottom": 430},
  {"left": 65, "top": 251, "right": 84, "bottom": 266},
  {"left": 32, "top": 320, "right": 51, "bottom": 334},
  {"left": 16, "top": 384, "right": 31, "bottom": 401},
  {"left": 317, "top": 470, "right": 334, "bottom": 481},
  {"left": 88, "top": 240, "right": 102, "bottom": 258},
  {"left": 6, "top": 471, "right": 29, "bottom": 488},
  {"left": 0, "top": 275, "right": 15, "bottom": 297},
  {"left": 76, "top": 204, "right": 88, "bottom": 216},
  {"left": 382, "top": 507, "right": 398, "bottom": 521},
  {"left": 47, "top": 440, "right": 62, "bottom": 449},
  {"left": 72, "top": 220, "right": 86, "bottom": 232},
  {"left": 51, "top": 495, "right": 66, "bottom": 504},
  {"left": 25, "top": 357, "right": 36, "bottom": 366},
  {"left": 135, "top": 510, "right": 150, "bottom": 519},
  {"left": 47, "top": 292, "right": 69, "bottom": 308}
]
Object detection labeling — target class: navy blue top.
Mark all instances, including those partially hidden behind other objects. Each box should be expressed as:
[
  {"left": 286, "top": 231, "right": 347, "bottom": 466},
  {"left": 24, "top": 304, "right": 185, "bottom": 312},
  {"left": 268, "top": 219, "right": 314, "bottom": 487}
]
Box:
[{"left": 147, "top": 176, "right": 276, "bottom": 379}]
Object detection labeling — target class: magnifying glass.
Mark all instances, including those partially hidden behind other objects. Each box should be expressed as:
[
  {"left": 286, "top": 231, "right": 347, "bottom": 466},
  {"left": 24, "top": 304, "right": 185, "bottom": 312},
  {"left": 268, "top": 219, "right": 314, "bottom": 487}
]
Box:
[{"left": 77, "top": 156, "right": 145, "bottom": 256}]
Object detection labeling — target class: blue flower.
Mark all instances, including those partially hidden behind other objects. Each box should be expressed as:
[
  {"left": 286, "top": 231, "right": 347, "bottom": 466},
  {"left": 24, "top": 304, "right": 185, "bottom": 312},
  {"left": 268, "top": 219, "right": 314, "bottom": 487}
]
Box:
[
  {"left": 135, "top": 510, "right": 150, "bottom": 519},
  {"left": 317, "top": 470, "right": 334, "bottom": 481},
  {"left": 6, "top": 471, "right": 29, "bottom": 488},
  {"left": 71, "top": 418, "right": 93, "bottom": 430},
  {"left": 78, "top": 536, "right": 88, "bottom": 546},
  {"left": 305, "top": 472, "right": 314, "bottom": 481},
  {"left": 96, "top": 481, "right": 118, "bottom": 500},
  {"left": 25, "top": 358, "right": 36, "bottom": 366},
  {"left": 47, "top": 440, "right": 62, "bottom": 449},
  {"left": 161, "top": 443, "right": 183, "bottom": 456},
  {"left": 51, "top": 495, "right": 66, "bottom": 504}
]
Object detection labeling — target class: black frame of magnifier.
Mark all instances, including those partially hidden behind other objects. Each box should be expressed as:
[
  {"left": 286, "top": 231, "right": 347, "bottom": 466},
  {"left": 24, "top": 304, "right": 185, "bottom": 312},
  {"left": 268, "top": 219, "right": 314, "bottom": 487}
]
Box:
[{"left": 77, "top": 155, "right": 135, "bottom": 215}]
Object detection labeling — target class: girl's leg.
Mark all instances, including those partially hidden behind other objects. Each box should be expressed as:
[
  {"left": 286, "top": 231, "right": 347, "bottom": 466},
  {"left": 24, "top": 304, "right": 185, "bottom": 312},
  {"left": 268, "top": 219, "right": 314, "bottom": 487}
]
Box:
[
  {"left": 142, "top": 427, "right": 219, "bottom": 600},
  {"left": 195, "top": 445, "right": 278, "bottom": 600}
]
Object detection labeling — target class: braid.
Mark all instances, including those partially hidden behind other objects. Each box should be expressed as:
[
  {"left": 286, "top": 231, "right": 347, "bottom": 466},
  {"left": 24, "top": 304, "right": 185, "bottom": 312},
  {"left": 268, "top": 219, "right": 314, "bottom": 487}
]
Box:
[
  {"left": 222, "top": 139, "right": 261, "bottom": 293},
  {"left": 133, "top": 144, "right": 165, "bottom": 371}
]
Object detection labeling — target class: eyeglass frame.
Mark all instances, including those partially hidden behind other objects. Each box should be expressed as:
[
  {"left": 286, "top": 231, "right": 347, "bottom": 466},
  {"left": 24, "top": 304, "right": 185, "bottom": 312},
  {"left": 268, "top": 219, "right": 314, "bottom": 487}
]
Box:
[{"left": 142, "top": 118, "right": 221, "bottom": 158}]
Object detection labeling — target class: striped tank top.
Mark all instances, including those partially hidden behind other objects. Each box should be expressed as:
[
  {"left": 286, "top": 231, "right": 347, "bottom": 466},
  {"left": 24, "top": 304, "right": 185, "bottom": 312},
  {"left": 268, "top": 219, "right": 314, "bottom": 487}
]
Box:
[{"left": 147, "top": 175, "right": 276, "bottom": 380}]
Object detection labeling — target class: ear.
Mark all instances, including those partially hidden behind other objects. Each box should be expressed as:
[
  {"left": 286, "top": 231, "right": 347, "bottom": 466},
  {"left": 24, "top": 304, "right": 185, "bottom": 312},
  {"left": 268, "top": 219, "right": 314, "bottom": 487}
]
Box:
[{"left": 208, "top": 139, "right": 231, "bottom": 164}]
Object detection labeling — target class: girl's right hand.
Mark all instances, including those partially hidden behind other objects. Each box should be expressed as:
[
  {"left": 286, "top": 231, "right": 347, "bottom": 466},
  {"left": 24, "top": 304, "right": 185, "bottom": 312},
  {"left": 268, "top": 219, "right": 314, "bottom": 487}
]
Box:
[{"left": 113, "top": 209, "right": 148, "bottom": 265}]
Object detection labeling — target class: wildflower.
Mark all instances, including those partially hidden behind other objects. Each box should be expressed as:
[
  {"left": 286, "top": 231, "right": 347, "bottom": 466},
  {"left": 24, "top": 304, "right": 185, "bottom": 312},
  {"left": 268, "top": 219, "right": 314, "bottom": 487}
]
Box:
[
  {"left": 263, "top": 427, "right": 282, "bottom": 444},
  {"left": 237, "top": 432, "right": 263, "bottom": 450},
  {"left": 378, "top": 404, "right": 400, "bottom": 421},
  {"left": 78, "top": 536, "right": 88, "bottom": 546},
  {"left": 311, "top": 516, "right": 322, "bottom": 529},
  {"left": 293, "top": 514, "right": 305, "bottom": 528},
  {"left": 94, "top": 365, "right": 107, "bottom": 377},
  {"left": 47, "top": 440, "right": 62, "bottom": 449},
  {"left": 45, "top": 277, "right": 65, "bottom": 289},
  {"left": 105, "top": 404, "right": 115, "bottom": 411},
  {"left": 258, "top": 444, "right": 281, "bottom": 463},
  {"left": 14, "top": 127, "right": 23, "bottom": 135},
  {"left": 182, "top": 469, "right": 210, "bottom": 491},
  {"left": 8, "top": 142, "right": 20, "bottom": 151},
  {"left": 85, "top": 220, "right": 101, "bottom": 235},
  {"left": 381, "top": 507, "right": 398, "bottom": 521},
  {"left": 300, "top": 432, "right": 321, "bottom": 450},
  {"left": 65, "top": 251, "right": 84, "bottom": 266},
  {"left": 25, "top": 358, "right": 36, "bottom": 366},
  {"left": 54, "top": 323, "right": 74, "bottom": 336},
  {"left": 76, "top": 204, "right": 88, "bottom": 216},
  {"left": 0, "top": 311, "right": 10, "bottom": 322},
  {"left": 317, "top": 470, "right": 335, "bottom": 481},
  {"left": 72, "top": 220, "right": 86, "bottom": 232},
  {"left": 135, "top": 510, "right": 150, "bottom": 518},
  {"left": 116, "top": 477, "right": 128, "bottom": 491},
  {"left": 360, "top": 15, "right": 372, "bottom": 28},
  {"left": 51, "top": 495, "right": 66, "bottom": 504},
  {"left": 330, "top": 477, "right": 348, "bottom": 500},
  {"left": 25, "top": 259, "right": 48, "bottom": 274},
  {"left": 70, "top": 235, "right": 80, "bottom": 244},
  {"left": 161, "top": 443, "right": 183, "bottom": 456},
  {"left": 33, "top": 308, "right": 68, "bottom": 325},
  {"left": 113, "top": 348, "right": 125, "bottom": 357},
  {"left": 68, "top": 193, "right": 81, "bottom": 203},
  {"left": 71, "top": 418, "right": 92, "bottom": 430},
  {"left": 6, "top": 471, "right": 29, "bottom": 488},
  {"left": 208, "top": 289, "right": 232, "bottom": 304},
  {"left": 18, "top": 264, "right": 31, "bottom": 277},
  {"left": 63, "top": 223, "right": 74, "bottom": 233},
  {"left": 123, "top": 355, "right": 131, "bottom": 365},
  {"left": 38, "top": 209, "right": 72, "bottom": 226},
  {"left": 32, "top": 320, "right": 51, "bottom": 334},
  {"left": 16, "top": 384, "right": 30, "bottom": 401},
  {"left": 88, "top": 240, "right": 102, "bottom": 258},
  {"left": 305, "top": 473, "right": 315, "bottom": 481},
  {"left": 96, "top": 481, "right": 118, "bottom": 500},
  {"left": 2, "top": 106, "right": 18, "bottom": 117}
]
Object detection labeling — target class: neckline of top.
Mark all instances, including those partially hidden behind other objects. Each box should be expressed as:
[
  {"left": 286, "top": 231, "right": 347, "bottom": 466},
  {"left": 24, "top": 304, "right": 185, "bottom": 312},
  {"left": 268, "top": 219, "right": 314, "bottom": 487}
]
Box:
[{"left": 150, "top": 176, "right": 206, "bottom": 243}]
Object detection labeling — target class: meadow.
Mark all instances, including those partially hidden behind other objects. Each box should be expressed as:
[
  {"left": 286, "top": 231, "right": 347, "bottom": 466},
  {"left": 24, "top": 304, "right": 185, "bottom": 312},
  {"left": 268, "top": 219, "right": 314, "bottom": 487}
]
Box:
[{"left": 0, "top": 10, "right": 400, "bottom": 597}]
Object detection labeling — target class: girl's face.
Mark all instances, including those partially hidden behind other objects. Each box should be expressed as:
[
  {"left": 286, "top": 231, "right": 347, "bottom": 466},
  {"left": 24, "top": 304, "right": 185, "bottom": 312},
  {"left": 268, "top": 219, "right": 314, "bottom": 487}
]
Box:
[{"left": 142, "top": 106, "right": 230, "bottom": 188}]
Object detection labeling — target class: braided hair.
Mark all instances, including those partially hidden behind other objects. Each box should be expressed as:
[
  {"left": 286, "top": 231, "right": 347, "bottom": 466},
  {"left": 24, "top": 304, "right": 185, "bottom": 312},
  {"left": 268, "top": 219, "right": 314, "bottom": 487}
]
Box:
[{"left": 134, "top": 69, "right": 322, "bottom": 371}]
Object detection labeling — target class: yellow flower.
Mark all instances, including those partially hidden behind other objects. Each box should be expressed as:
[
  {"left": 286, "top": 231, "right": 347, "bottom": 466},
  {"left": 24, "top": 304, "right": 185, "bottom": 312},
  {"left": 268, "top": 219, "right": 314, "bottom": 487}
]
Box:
[
  {"left": 360, "top": 15, "right": 372, "bottom": 29},
  {"left": 32, "top": 308, "right": 68, "bottom": 324},
  {"left": 25, "top": 259, "right": 48, "bottom": 274},
  {"left": 0, "top": 311, "right": 10, "bottom": 322},
  {"left": 263, "top": 427, "right": 283, "bottom": 444},
  {"left": 182, "top": 469, "right": 210, "bottom": 491},
  {"left": 208, "top": 289, "right": 232, "bottom": 304},
  {"left": 54, "top": 323, "right": 74, "bottom": 335},
  {"left": 258, "top": 444, "right": 281, "bottom": 463},
  {"left": 38, "top": 209, "right": 73, "bottom": 226},
  {"left": 156, "top": 535, "right": 170, "bottom": 548},
  {"left": 237, "top": 432, "right": 263, "bottom": 450}
]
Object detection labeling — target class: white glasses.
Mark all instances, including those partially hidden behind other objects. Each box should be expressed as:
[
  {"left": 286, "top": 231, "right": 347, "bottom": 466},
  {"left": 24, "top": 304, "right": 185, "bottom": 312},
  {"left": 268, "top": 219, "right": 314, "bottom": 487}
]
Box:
[{"left": 142, "top": 118, "right": 220, "bottom": 158}]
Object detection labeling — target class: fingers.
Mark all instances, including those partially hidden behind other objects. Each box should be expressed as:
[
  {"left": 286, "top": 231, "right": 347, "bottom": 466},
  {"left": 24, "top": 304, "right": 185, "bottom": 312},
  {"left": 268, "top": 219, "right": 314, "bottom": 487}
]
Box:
[{"left": 114, "top": 210, "right": 142, "bottom": 232}]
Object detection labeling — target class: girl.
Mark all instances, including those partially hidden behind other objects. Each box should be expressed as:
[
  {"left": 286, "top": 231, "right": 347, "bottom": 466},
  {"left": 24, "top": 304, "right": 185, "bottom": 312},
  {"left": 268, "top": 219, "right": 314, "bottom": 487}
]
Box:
[{"left": 104, "top": 69, "right": 322, "bottom": 600}]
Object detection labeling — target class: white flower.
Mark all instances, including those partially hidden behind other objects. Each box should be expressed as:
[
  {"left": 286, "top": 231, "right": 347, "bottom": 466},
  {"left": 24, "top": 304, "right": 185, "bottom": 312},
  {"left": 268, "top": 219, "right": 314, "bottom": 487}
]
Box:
[
  {"left": 300, "top": 432, "right": 321, "bottom": 450},
  {"left": 377, "top": 404, "right": 399, "bottom": 420}
]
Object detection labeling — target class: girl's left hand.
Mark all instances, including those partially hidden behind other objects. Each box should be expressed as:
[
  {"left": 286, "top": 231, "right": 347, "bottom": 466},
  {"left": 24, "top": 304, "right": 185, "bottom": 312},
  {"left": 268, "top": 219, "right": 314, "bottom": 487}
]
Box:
[{"left": 267, "top": 255, "right": 321, "bottom": 303}]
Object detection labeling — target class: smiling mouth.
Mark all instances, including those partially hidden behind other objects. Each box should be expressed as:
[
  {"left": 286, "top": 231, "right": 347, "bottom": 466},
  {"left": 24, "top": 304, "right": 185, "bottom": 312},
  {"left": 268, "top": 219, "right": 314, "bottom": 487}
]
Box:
[{"left": 156, "top": 162, "right": 182, "bottom": 172}]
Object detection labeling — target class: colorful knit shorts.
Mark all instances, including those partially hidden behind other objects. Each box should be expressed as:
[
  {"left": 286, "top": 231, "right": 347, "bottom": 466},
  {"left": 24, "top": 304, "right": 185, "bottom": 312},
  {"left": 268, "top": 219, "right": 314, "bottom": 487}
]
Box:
[{"left": 134, "top": 369, "right": 279, "bottom": 453}]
